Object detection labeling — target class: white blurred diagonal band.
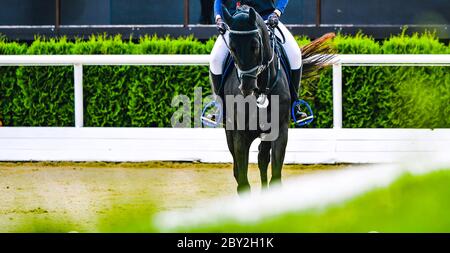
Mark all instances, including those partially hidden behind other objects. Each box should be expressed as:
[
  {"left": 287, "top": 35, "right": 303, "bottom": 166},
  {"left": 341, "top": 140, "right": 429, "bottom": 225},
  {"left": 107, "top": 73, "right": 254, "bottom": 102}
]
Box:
[{"left": 155, "top": 153, "right": 450, "bottom": 231}]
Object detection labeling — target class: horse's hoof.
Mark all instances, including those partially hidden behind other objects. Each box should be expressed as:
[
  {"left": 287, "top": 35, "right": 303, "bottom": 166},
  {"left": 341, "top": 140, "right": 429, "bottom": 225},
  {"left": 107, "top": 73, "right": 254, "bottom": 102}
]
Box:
[{"left": 237, "top": 184, "right": 251, "bottom": 195}]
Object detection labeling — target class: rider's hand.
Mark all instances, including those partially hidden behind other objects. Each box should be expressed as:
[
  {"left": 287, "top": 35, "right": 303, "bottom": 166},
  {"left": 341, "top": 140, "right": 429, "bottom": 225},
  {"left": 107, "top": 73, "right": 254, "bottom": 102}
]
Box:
[
  {"left": 216, "top": 17, "right": 227, "bottom": 35},
  {"left": 267, "top": 12, "right": 280, "bottom": 28}
]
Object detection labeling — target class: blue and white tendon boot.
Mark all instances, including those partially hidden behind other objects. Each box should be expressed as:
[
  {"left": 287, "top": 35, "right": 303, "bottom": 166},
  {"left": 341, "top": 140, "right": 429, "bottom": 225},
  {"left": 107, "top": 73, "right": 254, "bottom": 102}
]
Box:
[
  {"left": 202, "top": 72, "right": 223, "bottom": 128},
  {"left": 292, "top": 99, "right": 314, "bottom": 127}
]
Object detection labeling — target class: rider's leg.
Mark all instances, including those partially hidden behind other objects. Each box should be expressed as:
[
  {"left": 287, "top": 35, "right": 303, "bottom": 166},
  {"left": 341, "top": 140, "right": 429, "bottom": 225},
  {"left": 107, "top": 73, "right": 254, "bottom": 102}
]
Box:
[
  {"left": 276, "top": 22, "right": 302, "bottom": 101},
  {"left": 276, "top": 22, "right": 308, "bottom": 124},
  {"left": 204, "top": 33, "right": 229, "bottom": 125},
  {"left": 209, "top": 32, "right": 229, "bottom": 97}
]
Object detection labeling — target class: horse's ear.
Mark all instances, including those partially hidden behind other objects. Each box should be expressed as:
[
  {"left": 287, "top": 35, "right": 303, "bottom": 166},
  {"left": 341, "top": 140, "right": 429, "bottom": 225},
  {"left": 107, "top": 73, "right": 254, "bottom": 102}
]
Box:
[
  {"left": 248, "top": 8, "right": 256, "bottom": 24},
  {"left": 222, "top": 5, "right": 233, "bottom": 25}
]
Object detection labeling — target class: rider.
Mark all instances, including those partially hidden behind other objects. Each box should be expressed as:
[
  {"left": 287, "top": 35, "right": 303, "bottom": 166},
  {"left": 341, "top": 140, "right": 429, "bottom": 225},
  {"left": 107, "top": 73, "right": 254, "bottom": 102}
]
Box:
[{"left": 209, "top": 0, "right": 305, "bottom": 124}]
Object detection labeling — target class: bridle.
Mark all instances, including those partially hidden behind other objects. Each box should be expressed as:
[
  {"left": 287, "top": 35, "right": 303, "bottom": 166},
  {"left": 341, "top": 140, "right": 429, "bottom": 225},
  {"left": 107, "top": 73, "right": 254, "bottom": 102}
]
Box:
[
  {"left": 220, "top": 20, "right": 277, "bottom": 82},
  {"left": 219, "top": 10, "right": 286, "bottom": 108}
]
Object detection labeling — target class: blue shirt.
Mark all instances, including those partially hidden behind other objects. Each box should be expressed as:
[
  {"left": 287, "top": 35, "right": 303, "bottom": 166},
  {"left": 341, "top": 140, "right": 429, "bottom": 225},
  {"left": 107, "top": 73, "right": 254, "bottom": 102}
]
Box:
[{"left": 214, "top": 0, "right": 289, "bottom": 19}]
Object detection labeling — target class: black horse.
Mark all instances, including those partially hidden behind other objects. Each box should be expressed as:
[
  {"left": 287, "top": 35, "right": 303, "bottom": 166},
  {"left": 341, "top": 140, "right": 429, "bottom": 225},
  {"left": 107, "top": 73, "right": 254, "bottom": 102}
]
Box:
[{"left": 220, "top": 5, "right": 334, "bottom": 194}]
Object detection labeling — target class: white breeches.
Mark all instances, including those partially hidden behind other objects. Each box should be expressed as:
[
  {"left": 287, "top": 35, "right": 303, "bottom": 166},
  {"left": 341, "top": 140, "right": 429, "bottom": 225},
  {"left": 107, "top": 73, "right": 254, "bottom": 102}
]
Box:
[{"left": 209, "top": 21, "right": 302, "bottom": 75}]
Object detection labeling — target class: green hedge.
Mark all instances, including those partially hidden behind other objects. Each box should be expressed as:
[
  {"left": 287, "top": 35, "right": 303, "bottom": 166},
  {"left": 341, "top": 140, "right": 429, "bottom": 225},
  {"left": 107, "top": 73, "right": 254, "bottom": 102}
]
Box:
[{"left": 0, "top": 33, "right": 449, "bottom": 128}]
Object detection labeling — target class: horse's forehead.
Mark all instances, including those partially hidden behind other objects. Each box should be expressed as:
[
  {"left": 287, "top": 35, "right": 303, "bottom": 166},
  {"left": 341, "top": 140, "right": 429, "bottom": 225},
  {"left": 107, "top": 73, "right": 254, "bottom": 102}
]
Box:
[{"left": 230, "top": 13, "right": 256, "bottom": 30}]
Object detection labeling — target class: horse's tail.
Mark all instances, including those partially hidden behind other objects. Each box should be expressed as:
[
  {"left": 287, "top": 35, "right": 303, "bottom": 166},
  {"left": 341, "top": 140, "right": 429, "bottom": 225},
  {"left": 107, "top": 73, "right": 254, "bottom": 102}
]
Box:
[{"left": 301, "top": 33, "right": 337, "bottom": 80}]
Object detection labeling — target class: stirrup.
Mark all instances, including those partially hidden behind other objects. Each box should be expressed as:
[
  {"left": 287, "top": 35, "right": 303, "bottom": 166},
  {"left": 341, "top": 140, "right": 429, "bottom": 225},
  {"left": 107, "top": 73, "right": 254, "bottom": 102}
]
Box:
[
  {"left": 201, "top": 101, "right": 223, "bottom": 128},
  {"left": 292, "top": 99, "right": 314, "bottom": 127}
]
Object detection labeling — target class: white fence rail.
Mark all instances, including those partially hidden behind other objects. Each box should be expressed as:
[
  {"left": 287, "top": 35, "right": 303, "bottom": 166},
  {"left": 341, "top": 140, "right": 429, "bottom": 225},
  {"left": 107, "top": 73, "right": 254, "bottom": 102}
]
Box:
[
  {"left": 0, "top": 127, "right": 449, "bottom": 164},
  {"left": 0, "top": 54, "right": 449, "bottom": 163}
]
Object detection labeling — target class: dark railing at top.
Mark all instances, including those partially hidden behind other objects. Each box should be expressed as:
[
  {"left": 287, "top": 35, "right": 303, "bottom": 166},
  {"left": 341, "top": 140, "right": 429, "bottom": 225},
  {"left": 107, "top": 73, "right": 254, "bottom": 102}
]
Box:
[
  {"left": 184, "top": 0, "right": 190, "bottom": 27},
  {"left": 55, "top": 0, "right": 61, "bottom": 30},
  {"left": 9, "top": 0, "right": 442, "bottom": 41},
  {"left": 178, "top": 0, "right": 323, "bottom": 27},
  {"left": 51, "top": 0, "right": 325, "bottom": 28},
  {"left": 316, "top": 0, "right": 321, "bottom": 27}
]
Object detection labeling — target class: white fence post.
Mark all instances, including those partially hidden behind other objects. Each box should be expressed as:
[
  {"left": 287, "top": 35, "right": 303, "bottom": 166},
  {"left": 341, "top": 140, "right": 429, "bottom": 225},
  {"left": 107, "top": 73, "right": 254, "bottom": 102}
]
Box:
[
  {"left": 333, "top": 63, "right": 343, "bottom": 129},
  {"left": 74, "top": 64, "right": 83, "bottom": 128}
]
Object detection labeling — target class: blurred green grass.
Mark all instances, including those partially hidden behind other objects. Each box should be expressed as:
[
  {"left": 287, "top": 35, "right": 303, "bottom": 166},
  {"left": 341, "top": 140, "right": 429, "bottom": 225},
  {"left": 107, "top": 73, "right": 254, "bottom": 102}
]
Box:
[
  {"left": 10, "top": 169, "right": 450, "bottom": 233},
  {"left": 169, "top": 170, "right": 450, "bottom": 233}
]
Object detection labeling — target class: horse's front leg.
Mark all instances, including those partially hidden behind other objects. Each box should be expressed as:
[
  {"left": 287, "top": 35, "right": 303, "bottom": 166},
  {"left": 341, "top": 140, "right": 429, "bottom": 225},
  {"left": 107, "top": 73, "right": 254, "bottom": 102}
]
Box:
[
  {"left": 233, "top": 133, "right": 252, "bottom": 194},
  {"left": 270, "top": 126, "right": 288, "bottom": 186},
  {"left": 258, "top": 141, "right": 271, "bottom": 189}
]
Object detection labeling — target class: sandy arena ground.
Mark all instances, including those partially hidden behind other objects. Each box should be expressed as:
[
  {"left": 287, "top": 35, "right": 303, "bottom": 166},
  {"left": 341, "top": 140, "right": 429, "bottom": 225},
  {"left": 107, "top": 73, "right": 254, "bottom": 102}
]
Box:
[{"left": 0, "top": 162, "right": 345, "bottom": 232}]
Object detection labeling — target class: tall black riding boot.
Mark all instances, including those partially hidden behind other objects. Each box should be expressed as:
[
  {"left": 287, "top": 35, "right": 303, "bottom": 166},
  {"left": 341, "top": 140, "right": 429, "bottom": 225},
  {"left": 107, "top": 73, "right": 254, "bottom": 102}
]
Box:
[
  {"left": 289, "top": 68, "right": 302, "bottom": 101},
  {"left": 290, "top": 68, "right": 308, "bottom": 124},
  {"left": 202, "top": 71, "right": 223, "bottom": 126}
]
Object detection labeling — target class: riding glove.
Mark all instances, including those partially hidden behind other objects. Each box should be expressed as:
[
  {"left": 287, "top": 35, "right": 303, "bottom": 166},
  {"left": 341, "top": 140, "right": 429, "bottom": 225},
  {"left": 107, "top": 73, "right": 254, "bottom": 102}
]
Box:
[
  {"left": 216, "top": 18, "right": 227, "bottom": 35},
  {"left": 267, "top": 12, "right": 279, "bottom": 28}
]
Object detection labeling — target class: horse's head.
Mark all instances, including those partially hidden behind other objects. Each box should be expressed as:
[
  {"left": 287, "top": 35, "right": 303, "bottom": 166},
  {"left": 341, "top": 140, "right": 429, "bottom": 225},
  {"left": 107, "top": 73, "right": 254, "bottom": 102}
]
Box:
[{"left": 223, "top": 6, "right": 267, "bottom": 97}]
